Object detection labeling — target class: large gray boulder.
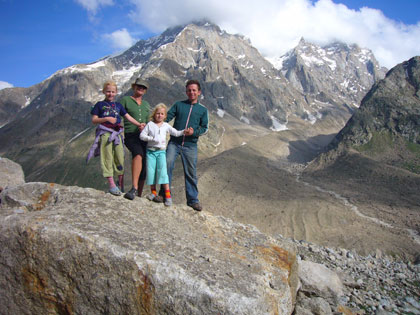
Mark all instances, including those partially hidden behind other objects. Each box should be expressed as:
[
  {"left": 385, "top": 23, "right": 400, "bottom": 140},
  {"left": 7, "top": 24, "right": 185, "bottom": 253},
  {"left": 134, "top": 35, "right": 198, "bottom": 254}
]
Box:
[
  {"left": 0, "top": 182, "right": 299, "bottom": 314},
  {"left": 298, "top": 259, "right": 343, "bottom": 301},
  {"left": 0, "top": 157, "right": 25, "bottom": 189}
]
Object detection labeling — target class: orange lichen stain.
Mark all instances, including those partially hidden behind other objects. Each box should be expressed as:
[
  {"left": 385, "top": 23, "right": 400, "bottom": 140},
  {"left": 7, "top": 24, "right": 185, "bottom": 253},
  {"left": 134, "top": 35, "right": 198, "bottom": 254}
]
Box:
[
  {"left": 236, "top": 254, "right": 247, "bottom": 260},
  {"left": 337, "top": 305, "right": 363, "bottom": 315},
  {"left": 136, "top": 270, "right": 156, "bottom": 314},
  {"left": 22, "top": 266, "right": 48, "bottom": 294},
  {"left": 33, "top": 191, "right": 50, "bottom": 211},
  {"left": 32, "top": 184, "right": 54, "bottom": 211},
  {"left": 22, "top": 266, "right": 74, "bottom": 314},
  {"left": 257, "top": 245, "right": 294, "bottom": 272},
  {"left": 263, "top": 294, "right": 280, "bottom": 315},
  {"left": 22, "top": 226, "right": 37, "bottom": 241},
  {"left": 221, "top": 240, "right": 247, "bottom": 261}
]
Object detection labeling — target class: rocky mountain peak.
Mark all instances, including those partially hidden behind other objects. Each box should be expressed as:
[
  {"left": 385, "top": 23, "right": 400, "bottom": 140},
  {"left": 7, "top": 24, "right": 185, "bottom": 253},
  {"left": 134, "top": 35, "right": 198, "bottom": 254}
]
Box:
[
  {"left": 111, "top": 25, "right": 184, "bottom": 67},
  {"left": 129, "top": 20, "right": 300, "bottom": 128},
  {"left": 273, "top": 38, "right": 387, "bottom": 112}
]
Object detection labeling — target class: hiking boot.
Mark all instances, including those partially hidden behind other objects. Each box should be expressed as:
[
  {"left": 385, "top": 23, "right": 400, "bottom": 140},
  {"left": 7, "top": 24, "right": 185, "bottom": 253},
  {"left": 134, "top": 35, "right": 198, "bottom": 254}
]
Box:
[
  {"left": 109, "top": 186, "right": 122, "bottom": 196},
  {"left": 146, "top": 193, "right": 157, "bottom": 201},
  {"left": 124, "top": 187, "right": 137, "bottom": 200},
  {"left": 153, "top": 195, "right": 164, "bottom": 203},
  {"left": 164, "top": 198, "right": 172, "bottom": 207},
  {"left": 189, "top": 202, "right": 202, "bottom": 211}
]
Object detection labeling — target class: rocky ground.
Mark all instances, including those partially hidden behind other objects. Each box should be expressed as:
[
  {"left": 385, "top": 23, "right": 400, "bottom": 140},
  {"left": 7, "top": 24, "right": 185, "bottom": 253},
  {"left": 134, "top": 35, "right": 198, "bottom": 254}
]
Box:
[{"left": 292, "top": 237, "right": 420, "bottom": 314}]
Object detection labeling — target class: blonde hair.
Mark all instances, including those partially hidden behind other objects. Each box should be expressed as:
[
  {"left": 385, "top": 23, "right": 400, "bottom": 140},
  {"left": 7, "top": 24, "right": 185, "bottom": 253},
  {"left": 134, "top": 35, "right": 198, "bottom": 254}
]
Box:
[
  {"left": 150, "top": 103, "right": 167, "bottom": 122},
  {"left": 102, "top": 81, "right": 117, "bottom": 93}
]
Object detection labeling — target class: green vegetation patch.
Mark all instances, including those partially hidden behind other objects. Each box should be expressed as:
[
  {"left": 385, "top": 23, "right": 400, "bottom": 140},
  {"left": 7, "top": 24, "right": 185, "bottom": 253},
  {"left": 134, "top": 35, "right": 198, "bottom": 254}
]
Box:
[
  {"left": 402, "top": 162, "right": 420, "bottom": 174},
  {"left": 354, "top": 131, "right": 420, "bottom": 174},
  {"left": 406, "top": 140, "right": 420, "bottom": 154},
  {"left": 404, "top": 140, "right": 420, "bottom": 174},
  {"left": 355, "top": 131, "right": 394, "bottom": 154}
]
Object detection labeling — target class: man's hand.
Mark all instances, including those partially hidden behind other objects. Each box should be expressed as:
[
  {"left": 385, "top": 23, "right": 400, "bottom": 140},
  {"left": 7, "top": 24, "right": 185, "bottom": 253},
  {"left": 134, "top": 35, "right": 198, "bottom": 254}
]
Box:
[{"left": 184, "top": 127, "right": 194, "bottom": 136}]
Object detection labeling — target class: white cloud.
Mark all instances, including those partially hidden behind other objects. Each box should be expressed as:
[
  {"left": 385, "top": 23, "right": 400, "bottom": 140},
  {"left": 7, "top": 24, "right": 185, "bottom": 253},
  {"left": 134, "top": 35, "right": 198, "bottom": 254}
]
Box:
[
  {"left": 126, "top": 0, "right": 420, "bottom": 69},
  {"left": 75, "top": 0, "right": 114, "bottom": 14},
  {"left": 103, "top": 28, "right": 136, "bottom": 50},
  {"left": 0, "top": 81, "right": 13, "bottom": 90}
]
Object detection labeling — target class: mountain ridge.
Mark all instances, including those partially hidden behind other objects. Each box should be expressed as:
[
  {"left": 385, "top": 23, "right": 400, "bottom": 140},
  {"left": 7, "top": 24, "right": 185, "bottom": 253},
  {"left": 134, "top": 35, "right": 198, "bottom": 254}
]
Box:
[
  {"left": 1, "top": 22, "right": 385, "bottom": 127},
  {"left": 0, "top": 20, "right": 390, "bottom": 192}
]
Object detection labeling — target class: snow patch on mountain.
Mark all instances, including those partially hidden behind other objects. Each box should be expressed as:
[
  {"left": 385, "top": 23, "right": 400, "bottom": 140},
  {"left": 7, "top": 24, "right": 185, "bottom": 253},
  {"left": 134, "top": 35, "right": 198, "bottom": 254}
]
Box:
[
  {"left": 265, "top": 56, "right": 286, "bottom": 70},
  {"left": 240, "top": 116, "right": 250, "bottom": 124},
  {"left": 47, "top": 60, "right": 109, "bottom": 81},
  {"left": 24, "top": 96, "right": 31, "bottom": 107},
  {"left": 303, "top": 110, "right": 322, "bottom": 125},
  {"left": 112, "top": 65, "right": 143, "bottom": 87},
  {"left": 270, "top": 116, "right": 288, "bottom": 131},
  {"left": 217, "top": 109, "right": 225, "bottom": 118},
  {"left": 68, "top": 128, "right": 91, "bottom": 144}
]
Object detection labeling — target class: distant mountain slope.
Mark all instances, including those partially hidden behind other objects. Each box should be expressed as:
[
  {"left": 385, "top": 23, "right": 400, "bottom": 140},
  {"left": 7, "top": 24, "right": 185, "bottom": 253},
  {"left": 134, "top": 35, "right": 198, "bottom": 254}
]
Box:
[{"left": 310, "top": 56, "right": 420, "bottom": 174}]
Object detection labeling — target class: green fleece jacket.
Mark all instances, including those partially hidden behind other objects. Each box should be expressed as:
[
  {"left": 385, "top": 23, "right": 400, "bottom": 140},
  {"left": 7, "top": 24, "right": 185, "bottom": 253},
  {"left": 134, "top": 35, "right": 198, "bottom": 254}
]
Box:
[
  {"left": 166, "top": 99, "right": 208, "bottom": 147},
  {"left": 120, "top": 96, "right": 150, "bottom": 134}
]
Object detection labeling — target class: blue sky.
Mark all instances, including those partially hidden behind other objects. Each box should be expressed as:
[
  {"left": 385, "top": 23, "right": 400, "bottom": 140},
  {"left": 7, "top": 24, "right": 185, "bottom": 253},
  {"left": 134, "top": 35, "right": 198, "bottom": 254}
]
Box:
[{"left": 1, "top": 0, "right": 420, "bottom": 89}]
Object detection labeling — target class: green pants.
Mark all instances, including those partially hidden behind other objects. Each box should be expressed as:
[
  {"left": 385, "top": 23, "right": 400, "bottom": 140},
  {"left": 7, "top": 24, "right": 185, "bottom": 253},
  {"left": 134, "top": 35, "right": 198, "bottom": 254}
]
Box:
[{"left": 100, "top": 133, "right": 124, "bottom": 177}]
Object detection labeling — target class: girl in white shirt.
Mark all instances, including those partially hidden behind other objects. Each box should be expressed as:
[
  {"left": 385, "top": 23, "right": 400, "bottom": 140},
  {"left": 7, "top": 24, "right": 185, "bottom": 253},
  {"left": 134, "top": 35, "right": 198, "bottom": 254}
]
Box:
[{"left": 140, "top": 103, "right": 191, "bottom": 206}]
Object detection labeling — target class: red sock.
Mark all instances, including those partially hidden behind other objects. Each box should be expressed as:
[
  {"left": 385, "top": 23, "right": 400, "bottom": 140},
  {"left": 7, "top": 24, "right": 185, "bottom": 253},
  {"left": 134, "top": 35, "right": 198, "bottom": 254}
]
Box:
[{"left": 165, "top": 190, "right": 171, "bottom": 199}]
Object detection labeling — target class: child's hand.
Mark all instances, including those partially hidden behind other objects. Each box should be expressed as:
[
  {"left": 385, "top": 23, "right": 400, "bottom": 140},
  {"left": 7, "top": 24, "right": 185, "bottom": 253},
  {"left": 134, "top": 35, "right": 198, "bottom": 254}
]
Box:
[
  {"left": 107, "top": 117, "right": 117, "bottom": 124},
  {"left": 184, "top": 127, "right": 194, "bottom": 136},
  {"left": 138, "top": 123, "right": 146, "bottom": 131}
]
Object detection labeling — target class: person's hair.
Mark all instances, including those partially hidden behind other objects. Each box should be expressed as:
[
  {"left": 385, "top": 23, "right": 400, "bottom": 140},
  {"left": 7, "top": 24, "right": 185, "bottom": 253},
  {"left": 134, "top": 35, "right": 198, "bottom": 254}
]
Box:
[
  {"left": 150, "top": 103, "right": 167, "bottom": 122},
  {"left": 186, "top": 79, "right": 201, "bottom": 91},
  {"left": 102, "top": 81, "right": 117, "bottom": 93}
]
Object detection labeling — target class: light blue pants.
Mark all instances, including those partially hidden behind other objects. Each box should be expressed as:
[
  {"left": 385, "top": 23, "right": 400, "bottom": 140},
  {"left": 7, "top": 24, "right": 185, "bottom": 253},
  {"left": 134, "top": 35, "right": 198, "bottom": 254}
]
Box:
[{"left": 146, "top": 149, "right": 169, "bottom": 185}]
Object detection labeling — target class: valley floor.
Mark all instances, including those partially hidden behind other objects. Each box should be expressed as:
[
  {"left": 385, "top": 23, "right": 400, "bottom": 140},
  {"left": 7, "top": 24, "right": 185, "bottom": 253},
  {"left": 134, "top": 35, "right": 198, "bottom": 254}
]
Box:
[{"left": 170, "top": 120, "right": 420, "bottom": 261}]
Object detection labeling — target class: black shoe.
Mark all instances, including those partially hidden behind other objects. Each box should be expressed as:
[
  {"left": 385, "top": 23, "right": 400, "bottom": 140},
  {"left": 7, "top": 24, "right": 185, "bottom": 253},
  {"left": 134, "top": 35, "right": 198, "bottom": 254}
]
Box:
[
  {"left": 189, "top": 203, "right": 202, "bottom": 211},
  {"left": 124, "top": 187, "right": 137, "bottom": 200}
]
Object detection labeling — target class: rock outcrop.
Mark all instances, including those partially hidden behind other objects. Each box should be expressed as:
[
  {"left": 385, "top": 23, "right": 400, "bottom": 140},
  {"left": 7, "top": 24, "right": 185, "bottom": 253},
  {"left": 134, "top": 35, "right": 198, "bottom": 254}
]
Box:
[
  {"left": 0, "top": 182, "right": 298, "bottom": 314},
  {"left": 0, "top": 157, "right": 25, "bottom": 189}
]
